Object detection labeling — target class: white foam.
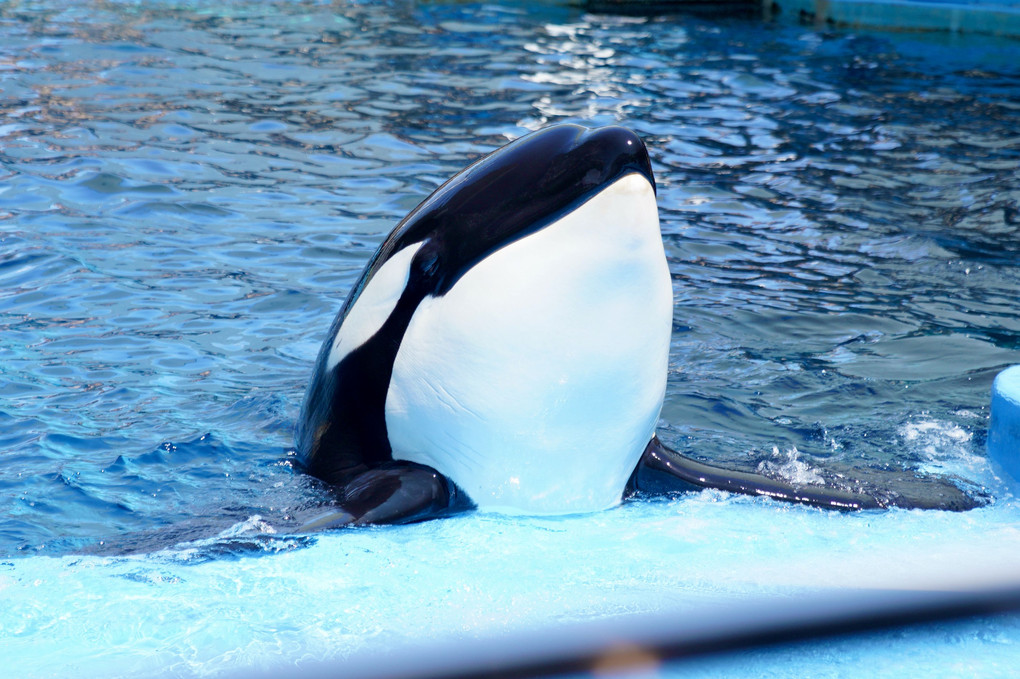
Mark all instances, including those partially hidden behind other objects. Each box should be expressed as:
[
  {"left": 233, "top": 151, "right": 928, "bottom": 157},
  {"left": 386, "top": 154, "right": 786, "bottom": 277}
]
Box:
[
  {"left": 757, "top": 445, "right": 825, "bottom": 486},
  {"left": 900, "top": 418, "right": 989, "bottom": 479}
]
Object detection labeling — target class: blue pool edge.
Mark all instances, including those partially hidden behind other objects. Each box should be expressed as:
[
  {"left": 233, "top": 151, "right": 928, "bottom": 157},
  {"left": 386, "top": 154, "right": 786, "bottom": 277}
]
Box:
[
  {"left": 989, "top": 365, "right": 1020, "bottom": 482},
  {"left": 769, "top": 0, "right": 1020, "bottom": 37}
]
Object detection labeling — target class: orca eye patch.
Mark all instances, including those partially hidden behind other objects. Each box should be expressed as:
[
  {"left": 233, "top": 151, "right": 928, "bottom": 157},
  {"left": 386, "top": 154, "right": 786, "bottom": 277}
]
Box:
[{"left": 326, "top": 241, "right": 424, "bottom": 371}]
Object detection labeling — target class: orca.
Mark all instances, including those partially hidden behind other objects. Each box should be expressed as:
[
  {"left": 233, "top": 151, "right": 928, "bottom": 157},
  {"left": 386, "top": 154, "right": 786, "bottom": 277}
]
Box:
[{"left": 295, "top": 124, "right": 976, "bottom": 530}]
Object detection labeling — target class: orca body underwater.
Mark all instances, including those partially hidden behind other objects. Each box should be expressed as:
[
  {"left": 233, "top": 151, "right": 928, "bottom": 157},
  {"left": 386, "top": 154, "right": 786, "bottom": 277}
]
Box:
[{"left": 295, "top": 124, "right": 975, "bottom": 529}]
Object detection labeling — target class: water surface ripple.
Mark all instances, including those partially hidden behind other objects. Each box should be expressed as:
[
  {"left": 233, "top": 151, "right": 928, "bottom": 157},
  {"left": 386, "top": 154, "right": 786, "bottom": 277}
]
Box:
[{"left": 1, "top": 1, "right": 1019, "bottom": 554}]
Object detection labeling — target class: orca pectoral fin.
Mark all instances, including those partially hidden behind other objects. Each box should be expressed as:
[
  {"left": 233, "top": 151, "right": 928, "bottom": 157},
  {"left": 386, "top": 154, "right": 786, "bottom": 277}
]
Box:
[
  {"left": 298, "top": 462, "right": 470, "bottom": 532},
  {"left": 628, "top": 436, "right": 884, "bottom": 511}
]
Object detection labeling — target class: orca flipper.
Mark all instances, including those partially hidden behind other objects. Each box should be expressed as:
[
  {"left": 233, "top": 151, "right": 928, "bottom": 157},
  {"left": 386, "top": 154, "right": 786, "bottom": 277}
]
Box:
[
  {"left": 628, "top": 436, "right": 884, "bottom": 510},
  {"left": 629, "top": 437, "right": 983, "bottom": 511},
  {"left": 299, "top": 462, "right": 470, "bottom": 532}
]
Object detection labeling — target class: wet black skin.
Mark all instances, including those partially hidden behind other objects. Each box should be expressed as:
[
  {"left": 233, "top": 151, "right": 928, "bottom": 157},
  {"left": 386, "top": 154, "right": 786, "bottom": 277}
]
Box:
[{"left": 294, "top": 124, "right": 980, "bottom": 530}]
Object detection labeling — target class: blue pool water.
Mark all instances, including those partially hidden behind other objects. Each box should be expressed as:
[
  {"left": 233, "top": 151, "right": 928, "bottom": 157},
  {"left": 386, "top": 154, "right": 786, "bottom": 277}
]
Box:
[{"left": 2, "top": 1, "right": 1020, "bottom": 676}]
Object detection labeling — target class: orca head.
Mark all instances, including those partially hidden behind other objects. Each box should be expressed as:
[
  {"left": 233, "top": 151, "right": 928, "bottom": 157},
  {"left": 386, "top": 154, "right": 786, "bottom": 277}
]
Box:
[
  {"left": 316, "top": 123, "right": 659, "bottom": 378},
  {"left": 394, "top": 124, "right": 657, "bottom": 297}
]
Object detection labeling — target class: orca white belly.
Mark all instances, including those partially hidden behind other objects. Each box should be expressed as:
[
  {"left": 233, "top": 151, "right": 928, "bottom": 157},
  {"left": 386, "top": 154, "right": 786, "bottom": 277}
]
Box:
[{"left": 384, "top": 173, "right": 672, "bottom": 514}]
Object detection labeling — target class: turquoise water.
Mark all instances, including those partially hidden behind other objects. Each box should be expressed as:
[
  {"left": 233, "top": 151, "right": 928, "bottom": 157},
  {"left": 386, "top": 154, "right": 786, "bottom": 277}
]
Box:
[{"left": 2, "top": 1, "right": 1020, "bottom": 676}]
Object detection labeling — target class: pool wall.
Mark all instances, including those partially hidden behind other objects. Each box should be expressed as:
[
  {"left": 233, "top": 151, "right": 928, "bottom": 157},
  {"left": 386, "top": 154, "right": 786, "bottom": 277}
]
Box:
[
  {"left": 990, "top": 366, "right": 1020, "bottom": 483},
  {"left": 768, "top": 0, "right": 1020, "bottom": 36}
]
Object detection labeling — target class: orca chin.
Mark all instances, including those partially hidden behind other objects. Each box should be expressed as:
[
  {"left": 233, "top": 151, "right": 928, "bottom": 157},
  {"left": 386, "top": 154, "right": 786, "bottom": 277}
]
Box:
[{"left": 294, "top": 123, "right": 982, "bottom": 530}]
